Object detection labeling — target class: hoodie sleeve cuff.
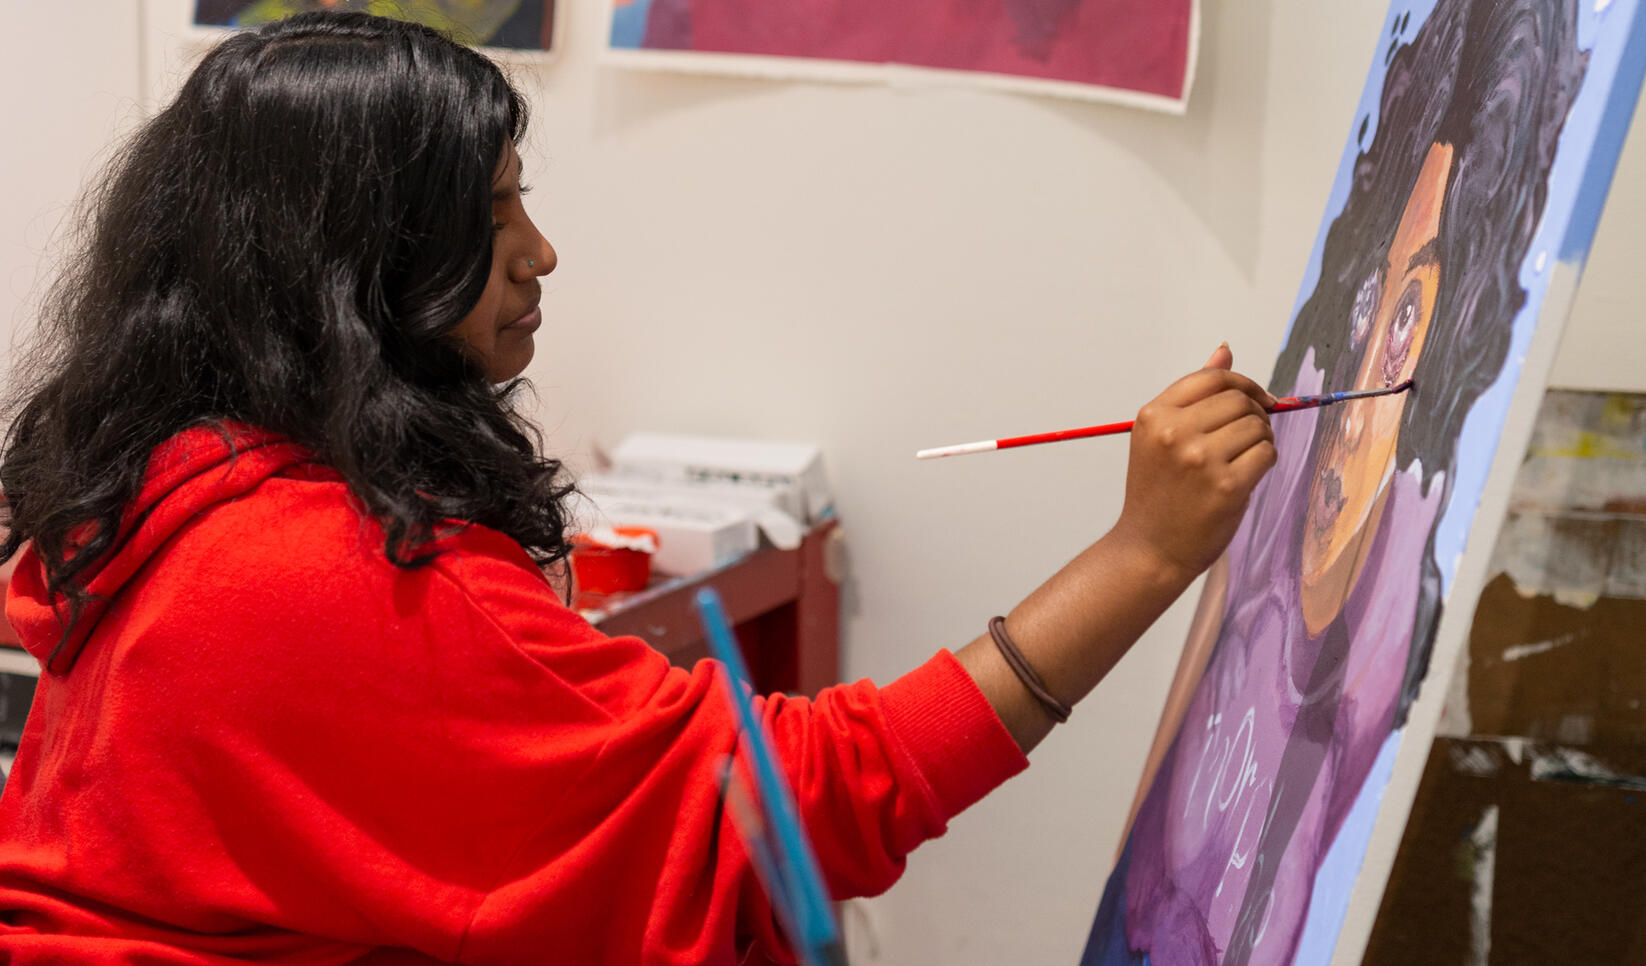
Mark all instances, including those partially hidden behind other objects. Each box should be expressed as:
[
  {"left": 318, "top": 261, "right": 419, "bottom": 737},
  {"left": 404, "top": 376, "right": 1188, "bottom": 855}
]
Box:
[{"left": 879, "top": 649, "right": 1029, "bottom": 821}]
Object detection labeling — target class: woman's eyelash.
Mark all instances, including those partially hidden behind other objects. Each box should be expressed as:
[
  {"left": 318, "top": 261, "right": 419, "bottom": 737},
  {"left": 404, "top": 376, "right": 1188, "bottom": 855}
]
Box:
[{"left": 492, "top": 185, "right": 530, "bottom": 233}]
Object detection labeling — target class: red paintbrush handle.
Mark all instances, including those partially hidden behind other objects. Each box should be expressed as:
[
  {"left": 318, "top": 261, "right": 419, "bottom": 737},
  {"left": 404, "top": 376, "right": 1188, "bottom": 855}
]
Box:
[
  {"left": 999, "top": 398, "right": 1315, "bottom": 450},
  {"left": 917, "top": 383, "right": 1411, "bottom": 460},
  {"left": 995, "top": 419, "right": 1138, "bottom": 450}
]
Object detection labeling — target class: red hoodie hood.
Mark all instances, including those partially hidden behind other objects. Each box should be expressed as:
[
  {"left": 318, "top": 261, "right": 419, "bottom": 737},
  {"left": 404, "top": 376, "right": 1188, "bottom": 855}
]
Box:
[{"left": 8, "top": 424, "right": 317, "bottom": 675}]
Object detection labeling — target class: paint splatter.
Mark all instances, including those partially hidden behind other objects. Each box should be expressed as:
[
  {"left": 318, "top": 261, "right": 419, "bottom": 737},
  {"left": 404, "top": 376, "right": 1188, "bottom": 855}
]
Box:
[{"left": 1462, "top": 804, "right": 1497, "bottom": 966}]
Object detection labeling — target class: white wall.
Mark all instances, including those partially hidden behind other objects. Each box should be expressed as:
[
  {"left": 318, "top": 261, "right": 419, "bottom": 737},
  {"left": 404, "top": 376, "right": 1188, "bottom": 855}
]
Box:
[
  {"left": 8, "top": 2, "right": 1645, "bottom": 963},
  {"left": 1551, "top": 82, "right": 1646, "bottom": 393},
  {"left": 0, "top": 4, "right": 143, "bottom": 359}
]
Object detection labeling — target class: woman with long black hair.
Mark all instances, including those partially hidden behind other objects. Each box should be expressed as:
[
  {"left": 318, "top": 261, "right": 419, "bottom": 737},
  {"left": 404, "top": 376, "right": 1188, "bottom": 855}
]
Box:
[{"left": 0, "top": 12, "right": 1274, "bottom": 963}]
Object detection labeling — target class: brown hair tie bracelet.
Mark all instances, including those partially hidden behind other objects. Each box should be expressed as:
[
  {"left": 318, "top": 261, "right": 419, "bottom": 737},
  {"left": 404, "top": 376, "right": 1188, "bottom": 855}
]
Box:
[{"left": 987, "top": 616, "right": 1072, "bottom": 724}]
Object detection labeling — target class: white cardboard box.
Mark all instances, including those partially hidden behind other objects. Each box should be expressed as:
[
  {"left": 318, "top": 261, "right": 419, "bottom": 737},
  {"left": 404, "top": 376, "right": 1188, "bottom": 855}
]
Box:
[
  {"left": 577, "top": 472, "right": 804, "bottom": 550},
  {"left": 571, "top": 490, "right": 759, "bottom": 577},
  {"left": 607, "top": 433, "right": 832, "bottom": 524}
]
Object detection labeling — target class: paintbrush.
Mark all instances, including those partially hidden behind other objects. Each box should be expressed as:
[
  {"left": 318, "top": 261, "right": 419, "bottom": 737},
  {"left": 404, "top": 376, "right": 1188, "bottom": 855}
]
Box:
[{"left": 916, "top": 380, "right": 1415, "bottom": 460}]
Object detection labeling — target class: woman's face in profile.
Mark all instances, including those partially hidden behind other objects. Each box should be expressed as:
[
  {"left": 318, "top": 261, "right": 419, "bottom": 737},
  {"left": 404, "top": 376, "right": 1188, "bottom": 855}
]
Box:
[
  {"left": 1298, "top": 142, "right": 1452, "bottom": 636},
  {"left": 449, "top": 142, "right": 556, "bottom": 382}
]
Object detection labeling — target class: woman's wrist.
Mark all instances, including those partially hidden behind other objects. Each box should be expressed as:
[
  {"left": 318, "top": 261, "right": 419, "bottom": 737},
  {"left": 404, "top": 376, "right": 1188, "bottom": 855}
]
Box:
[
  {"left": 957, "top": 528, "right": 1204, "bottom": 753},
  {"left": 1102, "top": 520, "right": 1205, "bottom": 596}
]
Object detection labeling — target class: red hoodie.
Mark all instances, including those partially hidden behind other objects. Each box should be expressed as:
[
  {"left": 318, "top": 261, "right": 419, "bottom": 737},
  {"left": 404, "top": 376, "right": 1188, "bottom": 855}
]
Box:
[{"left": 0, "top": 426, "right": 1027, "bottom": 964}]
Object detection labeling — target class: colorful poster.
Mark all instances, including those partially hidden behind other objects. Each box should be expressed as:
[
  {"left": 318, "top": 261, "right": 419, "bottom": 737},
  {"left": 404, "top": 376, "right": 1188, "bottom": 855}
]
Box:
[
  {"left": 605, "top": 0, "right": 1197, "bottom": 113},
  {"left": 193, "top": 1, "right": 557, "bottom": 52},
  {"left": 1085, "top": 2, "right": 1646, "bottom": 964}
]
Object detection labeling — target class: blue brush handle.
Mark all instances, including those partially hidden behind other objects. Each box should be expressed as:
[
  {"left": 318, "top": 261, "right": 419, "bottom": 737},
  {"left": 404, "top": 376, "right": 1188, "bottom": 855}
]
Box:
[{"left": 694, "top": 587, "right": 844, "bottom": 966}]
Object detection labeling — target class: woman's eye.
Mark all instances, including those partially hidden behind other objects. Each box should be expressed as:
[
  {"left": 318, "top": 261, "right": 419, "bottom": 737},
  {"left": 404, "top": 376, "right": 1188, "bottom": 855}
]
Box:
[
  {"left": 1389, "top": 295, "right": 1416, "bottom": 347},
  {"left": 1380, "top": 284, "right": 1421, "bottom": 386},
  {"left": 492, "top": 222, "right": 506, "bottom": 234},
  {"left": 1350, "top": 270, "right": 1380, "bottom": 348}
]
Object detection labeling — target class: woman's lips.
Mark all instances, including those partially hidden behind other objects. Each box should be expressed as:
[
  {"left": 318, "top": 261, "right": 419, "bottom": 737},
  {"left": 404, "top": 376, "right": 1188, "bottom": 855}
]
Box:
[{"left": 503, "top": 306, "right": 542, "bottom": 333}]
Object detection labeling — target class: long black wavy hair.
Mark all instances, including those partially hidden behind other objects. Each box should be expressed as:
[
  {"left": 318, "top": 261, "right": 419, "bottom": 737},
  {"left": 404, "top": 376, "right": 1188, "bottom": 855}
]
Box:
[
  {"left": 1274, "top": 0, "right": 1589, "bottom": 723},
  {"left": 0, "top": 12, "right": 576, "bottom": 648}
]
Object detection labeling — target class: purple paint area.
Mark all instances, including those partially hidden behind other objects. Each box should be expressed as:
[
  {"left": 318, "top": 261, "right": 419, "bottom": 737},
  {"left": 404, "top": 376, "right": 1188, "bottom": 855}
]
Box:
[{"left": 1001, "top": 0, "right": 1085, "bottom": 62}]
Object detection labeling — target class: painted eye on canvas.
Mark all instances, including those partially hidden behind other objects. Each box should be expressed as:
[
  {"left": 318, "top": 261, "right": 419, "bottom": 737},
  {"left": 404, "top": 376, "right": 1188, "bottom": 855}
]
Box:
[
  {"left": 1381, "top": 284, "right": 1421, "bottom": 386},
  {"left": 1350, "top": 270, "right": 1380, "bottom": 348}
]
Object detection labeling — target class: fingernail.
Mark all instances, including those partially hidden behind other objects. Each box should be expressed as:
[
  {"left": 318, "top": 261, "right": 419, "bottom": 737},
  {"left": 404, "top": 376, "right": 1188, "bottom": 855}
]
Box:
[{"left": 1219, "top": 341, "right": 1230, "bottom": 350}]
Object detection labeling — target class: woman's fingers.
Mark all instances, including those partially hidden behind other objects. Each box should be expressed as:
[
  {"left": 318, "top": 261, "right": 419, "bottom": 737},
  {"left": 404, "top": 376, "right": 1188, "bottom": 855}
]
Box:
[
  {"left": 1225, "top": 435, "right": 1280, "bottom": 495},
  {"left": 1189, "top": 388, "right": 1271, "bottom": 433},
  {"left": 1159, "top": 366, "right": 1276, "bottom": 410},
  {"left": 1116, "top": 352, "right": 1282, "bottom": 579},
  {"left": 1207, "top": 411, "right": 1276, "bottom": 462}
]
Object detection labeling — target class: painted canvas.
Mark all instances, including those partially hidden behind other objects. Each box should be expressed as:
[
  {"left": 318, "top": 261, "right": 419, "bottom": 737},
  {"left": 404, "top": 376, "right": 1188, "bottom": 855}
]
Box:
[
  {"left": 1084, "top": 2, "right": 1646, "bottom": 964},
  {"left": 193, "top": 1, "right": 557, "bottom": 51},
  {"left": 605, "top": 0, "right": 1197, "bottom": 112}
]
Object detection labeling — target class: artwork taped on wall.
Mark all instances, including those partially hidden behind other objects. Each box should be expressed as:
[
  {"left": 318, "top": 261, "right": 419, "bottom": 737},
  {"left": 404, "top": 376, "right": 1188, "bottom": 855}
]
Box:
[
  {"left": 604, "top": 0, "right": 1198, "bottom": 113},
  {"left": 1083, "top": 3, "right": 1646, "bottom": 965},
  {"left": 193, "top": 1, "right": 557, "bottom": 52}
]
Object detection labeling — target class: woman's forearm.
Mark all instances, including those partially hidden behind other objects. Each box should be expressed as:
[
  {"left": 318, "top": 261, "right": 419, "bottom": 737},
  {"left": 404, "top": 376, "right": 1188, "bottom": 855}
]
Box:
[{"left": 954, "top": 528, "right": 1196, "bottom": 753}]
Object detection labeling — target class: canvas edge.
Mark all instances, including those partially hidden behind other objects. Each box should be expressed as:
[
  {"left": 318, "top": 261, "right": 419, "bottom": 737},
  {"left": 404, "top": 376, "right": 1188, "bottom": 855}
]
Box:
[{"left": 1323, "top": 259, "right": 1581, "bottom": 966}]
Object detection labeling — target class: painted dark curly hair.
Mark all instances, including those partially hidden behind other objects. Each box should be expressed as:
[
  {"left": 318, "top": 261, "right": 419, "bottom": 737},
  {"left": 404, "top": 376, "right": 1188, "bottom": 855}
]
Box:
[{"left": 1274, "top": 0, "right": 1590, "bottom": 721}]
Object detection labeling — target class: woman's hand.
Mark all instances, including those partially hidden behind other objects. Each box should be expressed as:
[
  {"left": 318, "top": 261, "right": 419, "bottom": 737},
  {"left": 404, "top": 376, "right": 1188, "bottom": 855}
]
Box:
[
  {"left": 954, "top": 345, "right": 1279, "bottom": 754},
  {"left": 1113, "top": 345, "right": 1278, "bottom": 582}
]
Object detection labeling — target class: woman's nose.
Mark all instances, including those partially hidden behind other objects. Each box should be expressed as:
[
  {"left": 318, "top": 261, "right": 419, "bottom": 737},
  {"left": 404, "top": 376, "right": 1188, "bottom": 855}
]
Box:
[
  {"left": 1344, "top": 408, "right": 1364, "bottom": 444},
  {"left": 533, "top": 240, "right": 557, "bottom": 276},
  {"left": 514, "top": 241, "right": 556, "bottom": 281}
]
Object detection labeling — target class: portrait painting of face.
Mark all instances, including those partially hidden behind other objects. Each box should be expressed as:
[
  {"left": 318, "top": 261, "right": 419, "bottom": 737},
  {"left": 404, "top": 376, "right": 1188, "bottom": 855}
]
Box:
[
  {"left": 1299, "top": 143, "right": 1448, "bottom": 636},
  {"left": 1083, "top": 1, "right": 1646, "bottom": 963}
]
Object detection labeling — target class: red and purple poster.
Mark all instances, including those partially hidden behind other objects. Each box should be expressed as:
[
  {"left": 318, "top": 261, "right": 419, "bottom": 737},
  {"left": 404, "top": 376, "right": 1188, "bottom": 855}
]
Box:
[{"left": 606, "top": 0, "right": 1198, "bottom": 112}]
